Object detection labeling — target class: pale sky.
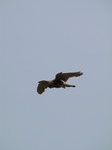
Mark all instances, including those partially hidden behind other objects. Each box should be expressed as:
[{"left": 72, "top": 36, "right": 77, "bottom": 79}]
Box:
[{"left": 1, "top": 0, "right": 112, "bottom": 150}]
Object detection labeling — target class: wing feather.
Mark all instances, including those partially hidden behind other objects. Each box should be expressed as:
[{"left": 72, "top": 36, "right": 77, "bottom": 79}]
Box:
[
  {"left": 55, "top": 72, "right": 83, "bottom": 82},
  {"left": 37, "top": 80, "right": 49, "bottom": 94}
]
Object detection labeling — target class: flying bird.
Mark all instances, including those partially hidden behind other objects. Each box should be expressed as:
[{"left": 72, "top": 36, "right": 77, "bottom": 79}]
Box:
[{"left": 37, "top": 71, "right": 83, "bottom": 94}]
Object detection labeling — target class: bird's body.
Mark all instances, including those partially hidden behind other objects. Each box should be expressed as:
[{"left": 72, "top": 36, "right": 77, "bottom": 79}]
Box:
[
  {"left": 37, "top": 71, "right": 83, "bottom": 94},
  {"left": 49, "top": 80, "right": 64, "bottom": 88}
]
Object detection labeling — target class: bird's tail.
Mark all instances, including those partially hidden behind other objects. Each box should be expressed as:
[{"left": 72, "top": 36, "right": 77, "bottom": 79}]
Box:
[
  {"left": 65, "top": 84, "right": 75, "bottom": 88},
  {"left": 61, "top": 80, "right": 75, "bottom": 88}
]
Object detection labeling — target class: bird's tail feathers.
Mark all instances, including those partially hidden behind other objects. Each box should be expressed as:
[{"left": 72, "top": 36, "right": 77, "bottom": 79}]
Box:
[{"left": 65, "top": 84, "right": 75, "bottom": 88}]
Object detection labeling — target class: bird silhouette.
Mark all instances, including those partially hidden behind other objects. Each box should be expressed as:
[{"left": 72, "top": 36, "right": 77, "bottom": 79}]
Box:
[{"left": 37, "top": 71, "right": 83, "bottom": 94}]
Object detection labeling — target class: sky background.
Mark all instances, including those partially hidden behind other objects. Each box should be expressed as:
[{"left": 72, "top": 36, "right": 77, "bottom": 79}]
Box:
[{"left": 1, "top": 0, "right": 112, "bottom": 150}]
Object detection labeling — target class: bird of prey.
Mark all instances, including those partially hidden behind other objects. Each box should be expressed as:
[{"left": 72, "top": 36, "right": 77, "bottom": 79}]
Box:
[{"left": 37, "top": 71, "right": 83, "bottom": 94}]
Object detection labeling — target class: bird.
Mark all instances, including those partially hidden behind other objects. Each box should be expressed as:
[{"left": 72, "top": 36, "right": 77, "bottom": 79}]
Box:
[{"left": 37, "top": 71, "right": 83, "bottom": 94}]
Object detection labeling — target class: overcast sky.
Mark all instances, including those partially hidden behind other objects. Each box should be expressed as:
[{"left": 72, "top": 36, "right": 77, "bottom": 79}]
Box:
[{"left": 1, "top": 0, "right": 112, "bottom": 150}]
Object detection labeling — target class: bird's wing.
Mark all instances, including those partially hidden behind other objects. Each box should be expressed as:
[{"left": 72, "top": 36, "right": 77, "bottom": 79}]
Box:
[
  {"left": 55, "top": 72, "right": 83, "bottom": 82},
  {"left": 37, "top": 80, "right": 49, "bottom": 94}
]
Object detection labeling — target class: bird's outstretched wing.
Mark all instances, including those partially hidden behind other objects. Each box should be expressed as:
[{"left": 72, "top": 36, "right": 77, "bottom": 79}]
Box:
[
  {"left": 37, "top": 80, "right": 49, "bottom": 94},
  {"left": 55, "top": 72, "right": 83, "bottom": 82}
]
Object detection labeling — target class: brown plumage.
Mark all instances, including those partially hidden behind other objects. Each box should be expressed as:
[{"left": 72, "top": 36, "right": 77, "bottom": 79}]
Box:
[{"left": 37, "top": 71, "right": 83, "bottom": 94}]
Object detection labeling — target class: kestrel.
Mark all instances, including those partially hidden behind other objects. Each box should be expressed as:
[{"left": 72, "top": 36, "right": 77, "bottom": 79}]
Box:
[{"left": 37, "top": 71, "right": 83, "bottom": 94}]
